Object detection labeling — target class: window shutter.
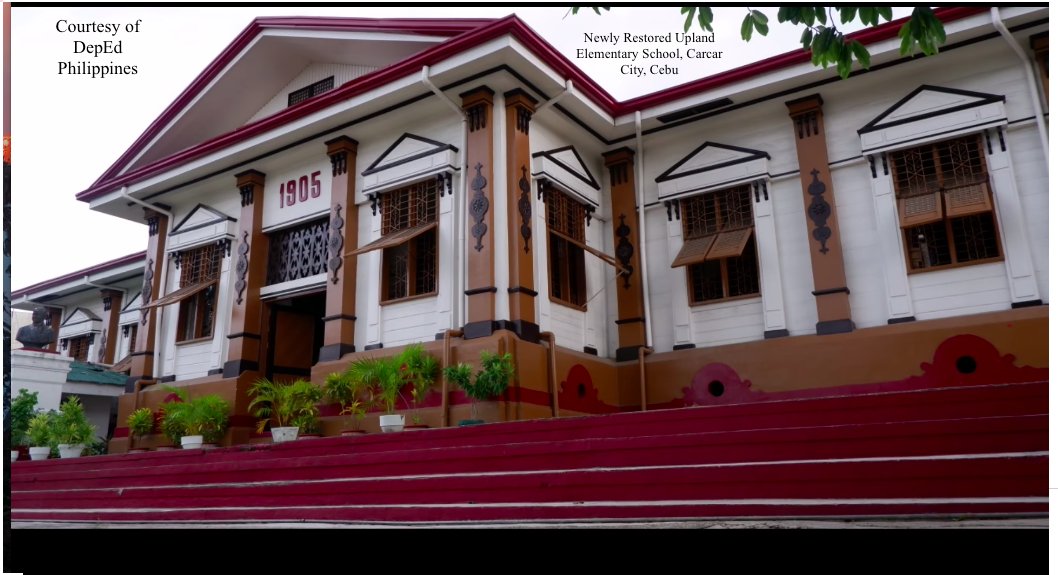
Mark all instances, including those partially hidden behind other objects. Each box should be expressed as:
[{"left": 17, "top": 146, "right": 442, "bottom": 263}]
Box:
[
  {"left": 706, "top": 227, "right": 753, "bottom": 260},
  {"left": 671, "top": 235, "right": 716, "bottom": 268},
  {"left": 897, "top": 191, "right": 944, "bottom": 228},
  {"left": 944, "top": 182, "right": 993, "bottom": 218}
]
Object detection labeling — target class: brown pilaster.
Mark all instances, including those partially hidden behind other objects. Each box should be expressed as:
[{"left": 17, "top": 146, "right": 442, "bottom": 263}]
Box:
[
  {"left": 460, "top": 86, "right": 496, "bottom": 339},
  {"left": 603, "top": 147, "right": 647, "bottom": 360},
  {"left": 319, "top": 136, "right": 360, "bottom": 362},
  {"left": 97, "top": 289, "right": 123, "bottom": 364},
  {"left": 127, "top": 208, "right": 169, "bottom": 390},
  {"left": 45, "top": 307, "right": 62, "bottom": 352},
  {"left": 224, "top": 169, "right": 267, "bottom": 377},
  {"left": 503, "top": 89, "right": 539, "bottom": 343},
  {"left": 786, "top": 95, "right": 854, "bottom": 335}
]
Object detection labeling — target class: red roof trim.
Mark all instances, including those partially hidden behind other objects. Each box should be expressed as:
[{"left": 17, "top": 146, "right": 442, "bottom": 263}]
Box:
[
  {"left": 12, "top": 251, "right": 146, "bottom": 299},
  {"left": 79, "top": 7, "right": 991, "bottom": 202}
]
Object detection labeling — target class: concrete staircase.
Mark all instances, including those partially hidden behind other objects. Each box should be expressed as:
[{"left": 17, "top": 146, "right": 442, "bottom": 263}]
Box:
[{"left": 10, "top": 381, "right": 1047, "bottom": 525}]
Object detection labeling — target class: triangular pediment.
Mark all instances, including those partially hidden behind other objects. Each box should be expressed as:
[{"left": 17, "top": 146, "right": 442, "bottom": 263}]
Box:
[
  {"left": 172, "top": 204, "right": 236, "bottom": 236},
  {"left": 859, "top": 85, "right": 1005, "bottom": 134},
  {"left": 120, "top": 292, "right": 142, "bottom": 313},
  {"left": 656, "top": 142, "right": 769, "bottom": 183},
  {"left": 531, "top": 146, "right": 600, "bottom": 190},
  {"left": 61, "top": 307, "right": 101, "bottom": 327},
  {"left": 363, "top": 134, "right": 458, "bottom": 176}
]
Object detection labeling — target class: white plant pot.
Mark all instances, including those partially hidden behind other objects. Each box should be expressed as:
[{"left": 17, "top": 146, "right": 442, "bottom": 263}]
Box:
[
  {"left": 379, "top": 414, "right": 405, "bottom": 433},
  {"left": 57, "top": 444, "right": 84, "bottom": 459},
  {"left": 11, "top": 450, "right": 19, "bottom": 462},
  {"left": 271, "top": 427, "right": 299, "bottom": 443},
  {"left": 29, "top": 447, "right": 50, "bottom": 461},
  {"left": 181, "top": 435, "right": 204, "bottom": 449}
]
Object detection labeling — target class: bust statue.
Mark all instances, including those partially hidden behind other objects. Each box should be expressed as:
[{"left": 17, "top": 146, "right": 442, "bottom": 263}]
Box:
[{"left": 16, "top": 306, "right": 55, "bottom": 350}]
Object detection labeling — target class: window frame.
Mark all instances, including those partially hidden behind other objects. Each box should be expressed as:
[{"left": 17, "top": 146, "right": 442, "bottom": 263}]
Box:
[
  {"left": 175, "top": 244, "right": 221, "bottom": 343},
  {"left": 66, "top": 334, "right": 92, "bottom": 362},
  {"left": 543, "top": 186, "right": 589, "bottom": 311},
  {"left": 889, "top": 135, "right": 1005, "bottom": 275},
  {"left": 678, "top": 185, "right": 761, "bottom": 307},
  {"left": 378, "top": 179, "right": 439, "bottom": 305}
]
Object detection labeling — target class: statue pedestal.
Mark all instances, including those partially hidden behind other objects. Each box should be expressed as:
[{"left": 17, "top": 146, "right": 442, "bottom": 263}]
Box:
[{"left": 10, "top": 348, "right": 75, "bottom": 412}]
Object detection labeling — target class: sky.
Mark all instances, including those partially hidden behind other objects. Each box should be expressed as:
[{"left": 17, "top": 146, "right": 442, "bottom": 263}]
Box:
[{"left": 5, "top": 5, "right": 912, "bottom": 290}]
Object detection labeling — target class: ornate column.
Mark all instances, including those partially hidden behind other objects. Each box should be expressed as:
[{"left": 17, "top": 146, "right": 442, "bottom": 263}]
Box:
[
  {"left": 603, "top": 148, "right": 647, "bottom": 361},
  {"left": 127, "top": 208, "right": 168, "bottom": 390},
  {"left": 224, "top": 169, "right": 267, "bottom": 377},
  {"left": 786, "top": 94, "right": 854, "bottom": 335},
  {"left": 319, "top": 136, "right": 359, "bottom": 362},
  {"left": 503, "top": 89, "right": 539, "bottom": 342},
  {"left": 97, "top": 289, "right": 123, "bottom": 364},
  {"left": 460, "top": 86, "right": 496, "bottom": 339}
]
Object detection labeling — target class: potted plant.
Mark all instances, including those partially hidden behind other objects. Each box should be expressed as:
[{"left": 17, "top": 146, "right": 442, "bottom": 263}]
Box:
[
  {"left": 10, "top": 389, "right": 39, "bottom": 461},
  {"left": 323, "top": 371, "right": 374, "bottom": 435},
  {"left": 247, "top": 378, "right": 323, "bottom": 443},
  {"left": 126, "top": 407, "right": 154, "bottom": 453},
  {"left": 52, "top": 396, "right": 96, "bottom": 458},
  {"left": 160, "top": 399, "right": 188, "bottom": 450},
  {"left": 398, "top": 344, "right": 438, "bottom": 428},
  {"left": 348, "top": 357, "right": 407, "bottom": 433},
  {"left": 26, "top": 412, "right": 55, "bottom": 461},
  {"left": 444, "top": 351, "right": 515, "bottom": 426}
]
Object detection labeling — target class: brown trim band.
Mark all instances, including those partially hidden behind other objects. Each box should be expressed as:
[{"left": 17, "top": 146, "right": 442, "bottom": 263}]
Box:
[
  {"left": 672, "top": 343, "right": 697, "bottom": 351},
  {"left": 321, "top": 314, "right": 357, "bottom": 322},
  {"left": 615, "top": 316, "right": 646, "bottom": 325},
  {"left": 763, "top": 329, "right": 790, "bottom": 339},
  {"left": 1012, "top": 299, "right": 1043, "bottom": 309},
  {"left": 811, "top": 287, "right": 851, "bottom": 297},
  {"left": 816, "top": 319, "right": 856, "bottom": 335},
  {"left": 318, "top": 343, "right": 356, "bottom": 362},
  {"left": 465, "top": 286, "right": 498, "bottom": 296},
  {"left": 222, "top": 359, "right": 259, "bottom": 378},
  {"left": 887, "top": 316, "right": 917, "bottom": 325},
  {"left": 364, "top": 343, "right": 384, "bottom": 351},
  {"left": 615, "top": 345, "right": 645, "bottom": 362},
  {"left": 507, "top": 286, "right": 538, "bottom": 297}
]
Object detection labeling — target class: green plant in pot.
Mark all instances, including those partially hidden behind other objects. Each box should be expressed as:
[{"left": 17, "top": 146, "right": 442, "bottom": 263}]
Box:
[
  {"left": 247, "top": 378, "right": 323, "bottom": 443},
  {"left": 183, "top": 394, "right": 231, "bottom": 449},
  {"left": 126, "top": 407, "right": 155, "bottom": 452},
  {"left": 53, "top": 396, "right": 96, "bottom": 458},
  {"left": 349, "top": 356, "right": 407, "bottom": 433},
  {"left": 324, "top": 371, "right": 374, "bottom": 435},
  {"left": 444, "top": 351, "right": 515, "bottom": 426},
  {"left": 160, "top": 399, "right": 189, "bottom": 449},
  {"left": 10, "top": 389, "right": 39, "bottom": 461},
  {"left": 397, "top": 344, "right": 438, "bottom": 427},
  {"left": 26, "top": 411, "right": 56, "bottom": 461}
]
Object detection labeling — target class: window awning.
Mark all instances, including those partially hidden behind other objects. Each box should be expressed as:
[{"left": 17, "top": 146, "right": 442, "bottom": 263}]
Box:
[
  {"left": 671, "top": 227, "right": 753, "bottom": 267},
  {"left": 944, "top": 181, "right": 992, "bottom": 218},
  {"left": 898, "top": 191, "right": 943, "bottom": 228},
  {"left": 706, "top": 227, "right": 753, "bottom": 261},
  {"left": 140, "top": 279, "right": 217, "bottom": 310},
  {"left": 552, "top": 230, "right": 630, "bottom": 276},
  {"left": 345, "top": 221, "right": 437, "bottom": 257},
  {"left": 671, "top": 235, "right": 716, "bottom": 268}
]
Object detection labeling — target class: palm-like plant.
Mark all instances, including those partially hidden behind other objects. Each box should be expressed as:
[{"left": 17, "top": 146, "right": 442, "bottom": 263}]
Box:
[
  {"left": 398, "top": 344, "right": 439, "bottom": 422},
  {"left": 247, "top": 378, "right": 323, "bottom": 434},
  {"left": 324, "top": 371, "right": 375, "bottom": 431},
  {"left": 443, "top": 352, "right": 515, "bottom": 421},
  {"left": 126, "top": 407, "right": 154, "bottom": 449}
]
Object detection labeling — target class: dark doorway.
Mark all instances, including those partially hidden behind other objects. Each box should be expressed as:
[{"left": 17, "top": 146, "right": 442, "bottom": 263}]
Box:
[{"left": 265, "top": 291, "right": 325, "bottom": 383}]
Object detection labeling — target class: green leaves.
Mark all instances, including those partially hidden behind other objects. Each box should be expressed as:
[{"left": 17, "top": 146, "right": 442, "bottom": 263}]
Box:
[
  {"left": 570, "top": 6, "right": 610, "bottom": 16},
  {"left": 898, "top": 6, "right": 946, "bottom": 57},
  {"left": 681, "top": 6, "right": 715, "bottom": 33},
  {"left": 741, "top": 9, "right": 769, "bottom": 41}
]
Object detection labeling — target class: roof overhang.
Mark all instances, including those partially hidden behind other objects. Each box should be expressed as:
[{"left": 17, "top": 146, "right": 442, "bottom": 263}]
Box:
[{"left": 11, "top": 251, "right": 146, "bottom": 309}]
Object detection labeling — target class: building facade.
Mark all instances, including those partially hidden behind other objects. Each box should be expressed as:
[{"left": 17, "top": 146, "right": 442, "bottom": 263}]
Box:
[{"left": 13, "top": 7, "right": 1048, "bottom": 452}]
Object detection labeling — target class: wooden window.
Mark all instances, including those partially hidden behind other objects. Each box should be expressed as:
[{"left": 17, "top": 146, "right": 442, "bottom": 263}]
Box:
[
  {"left": 67, "top": 335, "right": 91, "bottom": 362},
  {"left": 672, "top": 185, "right": 759, "bottom": 305},
  {"left": 126, "top": 324, "right": 138, "bottom": 355},
  {"left": 288, "top": 76, "right": 335, "bottom": 107},
  {"left": 545, "top": 189, "right": 588, "bottom": 308},
  {"left": 175, "top": 244, "right": 221, "bottom": 342},
  {"left": 376, "top": 179, "right": 438, "bottom": 303},
  {"left": 890, "top": 135, "right": 1002, "bottom": 272}
]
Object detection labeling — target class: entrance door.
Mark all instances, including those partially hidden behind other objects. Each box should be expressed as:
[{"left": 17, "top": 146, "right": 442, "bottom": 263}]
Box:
[{"left": 265, "top": 292, "right": 325, "bottom": 383}]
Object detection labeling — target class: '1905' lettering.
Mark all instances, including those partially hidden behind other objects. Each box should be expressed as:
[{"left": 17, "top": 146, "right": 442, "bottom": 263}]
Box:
[{"left": 278, "top": 171, "right": 322, "bottom": 208}]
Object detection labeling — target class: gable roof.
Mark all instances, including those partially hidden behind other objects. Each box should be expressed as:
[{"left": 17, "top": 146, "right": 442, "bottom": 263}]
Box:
[
  {"left": 76, "top": 7, "right": 990, "bottom": 204},
  {"left": 61, "top": 307, "right": 102, "bottom": 327},
  {"left": 362, "top": 133, "right": 458, "bottom": 176},
  {"left": 531, "top": 146, "right": 600, "bottom": 190},
  {"left": 656, "top": 142, "right": 770, "bottom": 183}
]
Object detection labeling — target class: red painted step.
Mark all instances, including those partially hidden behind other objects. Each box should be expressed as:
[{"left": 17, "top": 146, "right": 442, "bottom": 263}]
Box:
[{"left": 12, "top": 414, "right": 1046, "bottom": 492}]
